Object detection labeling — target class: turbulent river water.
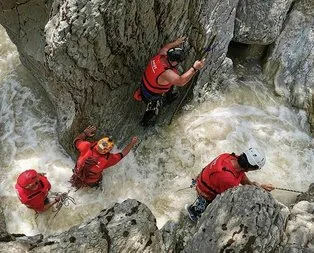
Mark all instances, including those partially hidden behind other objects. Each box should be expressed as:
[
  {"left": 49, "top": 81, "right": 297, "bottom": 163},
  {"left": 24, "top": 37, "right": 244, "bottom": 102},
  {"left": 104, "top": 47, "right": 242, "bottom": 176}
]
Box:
[{"left": 0, "top": 26, "right": 313, "bottom": 236}]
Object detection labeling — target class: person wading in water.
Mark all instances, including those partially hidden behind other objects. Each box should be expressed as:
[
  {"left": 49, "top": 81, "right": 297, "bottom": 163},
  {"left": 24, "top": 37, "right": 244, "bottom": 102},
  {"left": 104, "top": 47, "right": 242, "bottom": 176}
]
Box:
[
  {"left": 70, "top": 125, "right": 137, "bottom": 189},
  {"left": 15, "top": 169, "right": 62, "bottom": 213}
]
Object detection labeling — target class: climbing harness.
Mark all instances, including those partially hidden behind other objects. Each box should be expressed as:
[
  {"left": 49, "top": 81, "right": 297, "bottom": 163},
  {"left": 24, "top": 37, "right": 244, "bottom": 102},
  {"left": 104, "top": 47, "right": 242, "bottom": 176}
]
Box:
[
  {"left": 168, "top": 34, "right": 217, "bottom": 126},
  {"left": 49, "top": 191, "right": 76, "bottom": 218}
]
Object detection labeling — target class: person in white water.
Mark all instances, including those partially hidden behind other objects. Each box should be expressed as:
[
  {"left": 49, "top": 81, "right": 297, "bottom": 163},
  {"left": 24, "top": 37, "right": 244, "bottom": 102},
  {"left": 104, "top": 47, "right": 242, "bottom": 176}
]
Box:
[
  {"left": 70, "top": 125, "right": 137, "bottom": 189},
  {"left": 15, "top": 169, "right": 62, "bottom": 213},
  {"left": 185, "top": 148, "right": 275, "bottom": 222}
]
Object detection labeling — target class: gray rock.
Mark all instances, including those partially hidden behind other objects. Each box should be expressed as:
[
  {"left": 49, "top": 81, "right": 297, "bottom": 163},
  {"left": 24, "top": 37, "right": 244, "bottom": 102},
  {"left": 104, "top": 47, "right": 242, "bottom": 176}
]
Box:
[
  {"left": 296, "top": 183, "right": 314, "bottom": 203},
  {"left": 30, "top": 199, "right": 162, "bottom": 252},
  {"left": 184, "top": 186, "right": 288, "bottom": 253},
  {"left": 0, "top": 206, "right": 14, "bottom": 243},
  {"left": 234, "top": 0, "right": 293, "bottom": 44},
  {"left": 0, "top": 241, "right": 31, "bottom": 253},
  {"left": 0, "top": 0, "right": 239, "bottom": 154},
  {"left": 264, "top": 0, "right": 314, "bottom": 131},
  {"left": 0, "top": 0, "right": 50, "bottom": 83},
  {"left": 280, "top": 201, "right": 314, "bottom": 253}
]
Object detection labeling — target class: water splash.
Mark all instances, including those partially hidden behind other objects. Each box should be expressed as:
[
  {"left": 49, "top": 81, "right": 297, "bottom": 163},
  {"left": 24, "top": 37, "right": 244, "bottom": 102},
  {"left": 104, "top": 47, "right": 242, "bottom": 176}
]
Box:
[{"left": 0, "top": 25, "right": 313, "bottom": 235}]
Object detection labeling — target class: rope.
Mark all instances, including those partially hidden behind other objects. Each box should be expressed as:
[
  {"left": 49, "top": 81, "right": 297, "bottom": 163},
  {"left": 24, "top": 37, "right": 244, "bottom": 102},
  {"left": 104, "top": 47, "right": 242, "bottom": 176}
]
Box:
[
  {"left": 168, "top": 34, "right": 217, "bottom": 126},
  {"left": 176, "top": 179, "right": 196, "bottom": 192},
  {"left": 176, "top": 186, "right": 194, "bottom": 192},
  {"left": 275, "top": 187, "right": 305, "bottom": 194},
  {"left": 49, "top": 191, "right": 76, "bottom": 218}
]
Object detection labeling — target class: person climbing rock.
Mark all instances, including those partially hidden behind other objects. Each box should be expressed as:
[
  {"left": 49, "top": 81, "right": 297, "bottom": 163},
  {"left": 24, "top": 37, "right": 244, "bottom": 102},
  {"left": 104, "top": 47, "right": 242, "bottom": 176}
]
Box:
[
  {"left": 15, "top": 169, "right": 61, "bottom": 213},
  {"left": 185, "top": 148, "right": 275, "bottom": 222},
  {"left": 134, "top": 36, "right": 205, "bottom": 126},
  {"left": 70, "top": 125, "right": 137, "bottom": 189}
]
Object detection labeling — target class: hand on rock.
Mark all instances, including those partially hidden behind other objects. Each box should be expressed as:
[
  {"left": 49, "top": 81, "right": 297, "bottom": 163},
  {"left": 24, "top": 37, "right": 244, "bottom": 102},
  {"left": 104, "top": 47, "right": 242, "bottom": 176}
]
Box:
[
  {"left": 131, "top": 136, "right": 138, "bottom": 145},
  {"left": 84, "top": 125, "right": 96, "bottom": 137},
  {"left": 193, "top": 59, "right": 206, "bottom": 70}
]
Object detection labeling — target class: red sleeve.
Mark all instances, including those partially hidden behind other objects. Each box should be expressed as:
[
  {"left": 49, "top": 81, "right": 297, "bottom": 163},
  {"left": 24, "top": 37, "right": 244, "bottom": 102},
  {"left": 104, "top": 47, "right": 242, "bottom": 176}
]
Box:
[
  {"left": 105, "top": 153, "right": 123, "bottom": 168},
  {"left": 75, "top": 140, "right": 92, "bottom": 153}
]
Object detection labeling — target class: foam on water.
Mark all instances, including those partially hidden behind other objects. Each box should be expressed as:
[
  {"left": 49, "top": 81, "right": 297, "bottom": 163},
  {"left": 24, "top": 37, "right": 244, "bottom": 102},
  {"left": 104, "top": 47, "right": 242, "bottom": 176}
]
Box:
[{"left": 0, "top": 26, "right": 313, "bottom": 234}]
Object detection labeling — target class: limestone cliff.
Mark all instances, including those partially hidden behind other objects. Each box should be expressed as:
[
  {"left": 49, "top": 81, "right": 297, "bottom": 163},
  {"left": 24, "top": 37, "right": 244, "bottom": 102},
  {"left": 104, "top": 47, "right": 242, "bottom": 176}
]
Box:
[
  {"left": 0, "top": 0, "right": 238, "bottom": 155},
  {"left": 0, "top": 0, "right": 313, "bottom": 153},
  {"left": 1, "top": 187, "right": 314, "bottom": 252}
]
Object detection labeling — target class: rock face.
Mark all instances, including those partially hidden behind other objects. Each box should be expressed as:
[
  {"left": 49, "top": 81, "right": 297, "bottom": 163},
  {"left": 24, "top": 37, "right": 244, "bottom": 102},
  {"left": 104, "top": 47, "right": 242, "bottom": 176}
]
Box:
[
  {"left": 0, "top": 0, "right": 50, "bottom": 83},
  {"left": 0, "top": 199, "right": 163, "bottom": 253},
  {"left": 0, "top": 0, "right": 240, "bottom": 154},
  {"left": 0, "top": 207, "right": 14, "bottom": 243},
  {"left": 280, "top": 201, "right": 314, "bottom": 253},
  {"left": 296, "top": 183, "right": 314, "bottom": 203},
  {"left": 2, "top": 187, "right": 314, "bottom": 252},
  {"left": 264, "top": 0, "right": 314, "bottom": 131},
  {"left": 234, "top": 0, "right": 293, "bottom": 44},
  {"left": 184, "top": 186, "right": 288, "bottom": 253}
]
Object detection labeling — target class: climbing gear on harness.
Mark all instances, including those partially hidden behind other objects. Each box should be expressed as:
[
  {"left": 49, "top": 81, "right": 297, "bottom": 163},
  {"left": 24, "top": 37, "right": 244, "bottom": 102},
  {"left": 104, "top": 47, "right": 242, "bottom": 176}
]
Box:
[
  {"left": 244, "top": 148, "right": 266, "bottom": 169},
  {"left": 97, "top": 136, "right": 114, "bottom": 154},
  {"left": 167, "top": 47, "right": 186, "bottom": 62},
  {"left": 49, "top": 191, "right": 76, "bottom": 218},
  {"left": 168, "top": 34, "right": 217, "bottom": 126},
  {"left": 70, "top": 157, "right": 99, "bottom": 189}
]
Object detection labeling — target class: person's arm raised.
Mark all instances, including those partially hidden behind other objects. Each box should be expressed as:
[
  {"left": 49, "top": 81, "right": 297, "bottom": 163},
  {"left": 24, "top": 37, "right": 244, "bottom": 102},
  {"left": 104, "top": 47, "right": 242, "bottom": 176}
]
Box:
[
  {"left": 241, "top": 174, "right": 275, "bottom": 192},
  {"left": 159, "top": 59, "right": 205, "bottom": 86},
  {"left": 121, "top": 136, "right": 138, "bottom": 157},
  {"left": 158, "top": 37, "right": 186, "bottom": 55},
  {"left": 73, "top": 125, "right": 96, "bottom": 146}
]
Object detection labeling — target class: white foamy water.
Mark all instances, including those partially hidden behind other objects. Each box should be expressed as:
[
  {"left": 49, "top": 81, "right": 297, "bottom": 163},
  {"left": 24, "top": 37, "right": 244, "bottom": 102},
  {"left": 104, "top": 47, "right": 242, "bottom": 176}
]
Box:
[{"left": 0, "top": 25, "right": 313, "bottom": 235}]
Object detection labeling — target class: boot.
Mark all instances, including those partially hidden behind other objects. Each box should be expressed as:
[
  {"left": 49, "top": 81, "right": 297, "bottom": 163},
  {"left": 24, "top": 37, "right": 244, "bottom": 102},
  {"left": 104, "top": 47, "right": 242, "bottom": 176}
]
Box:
[
  {"left": 140, "top": 100, "right": 161, "bottom": 127},
  {"left": 185, "top": 196, "right": 210, "bottom": 222},
  {"left": 140, "top": 110, "right": 157, "bottom": 127}
]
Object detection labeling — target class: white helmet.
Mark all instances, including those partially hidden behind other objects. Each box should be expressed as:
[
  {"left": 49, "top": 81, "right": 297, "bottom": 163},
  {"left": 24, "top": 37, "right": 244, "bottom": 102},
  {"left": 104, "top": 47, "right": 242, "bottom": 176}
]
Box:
[{"left": 244, "top": 148, "right": 266, "bottom": 169}]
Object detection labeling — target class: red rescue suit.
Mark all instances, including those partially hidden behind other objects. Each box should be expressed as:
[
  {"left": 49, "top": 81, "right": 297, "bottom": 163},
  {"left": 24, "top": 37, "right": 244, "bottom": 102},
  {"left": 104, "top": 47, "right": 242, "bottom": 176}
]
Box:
[
  {"left": 15, "top": 174, "right": 51, "bottom": 212},
  {"left": 196, "top": 153, "right": 246, "bottom": 201},
  {"left": 142, "top": 54, "right": 178, "bottom": 95},
  {"left": 74, "top": 140, "right": 123, "bottom": 185}
]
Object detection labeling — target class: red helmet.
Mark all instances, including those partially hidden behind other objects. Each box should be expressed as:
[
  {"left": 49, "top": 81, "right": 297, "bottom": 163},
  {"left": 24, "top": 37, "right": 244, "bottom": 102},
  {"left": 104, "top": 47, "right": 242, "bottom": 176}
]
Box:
[{"left": 17, "top": 169, "right": 38, "bottom": 188}]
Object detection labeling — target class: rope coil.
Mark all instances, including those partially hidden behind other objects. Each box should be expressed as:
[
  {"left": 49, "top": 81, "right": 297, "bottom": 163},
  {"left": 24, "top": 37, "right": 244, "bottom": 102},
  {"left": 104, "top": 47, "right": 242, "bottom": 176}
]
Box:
[{"left": 49, "top": 191, "right": 76, "bottom": 218}]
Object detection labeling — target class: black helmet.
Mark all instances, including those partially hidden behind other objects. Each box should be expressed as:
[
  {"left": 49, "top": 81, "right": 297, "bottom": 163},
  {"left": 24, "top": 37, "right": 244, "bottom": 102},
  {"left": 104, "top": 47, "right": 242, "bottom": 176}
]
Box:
[{"left": 167, "top": 47, "right": 186, "bottom": 62}]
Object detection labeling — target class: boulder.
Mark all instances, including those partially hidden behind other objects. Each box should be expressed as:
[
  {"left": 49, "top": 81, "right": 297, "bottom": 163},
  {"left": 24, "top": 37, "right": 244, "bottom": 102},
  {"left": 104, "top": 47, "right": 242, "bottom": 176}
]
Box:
[
  {"left": 0, "top": 206, "right": 14, "bottom": 243},
  {"left": 30, "top": 199, "right": 162, "bottom": 252},
  {"left": 280, "top": 201, "right": 314, "bottom": 253},
  {"left": 264, "top": 0, "right": 314, "bottom": 131},
  {"left": 234, "top": 0, "right": 293, "bottom": 44},
  {"left": 0, "top": 0, "right": 239, "bottom": 154},
  {"left": 296, "top": 183, "right": 314, "bottom": 203},
  {"left": 184, "top": 186, "right": 289, "bottom": 252}
]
